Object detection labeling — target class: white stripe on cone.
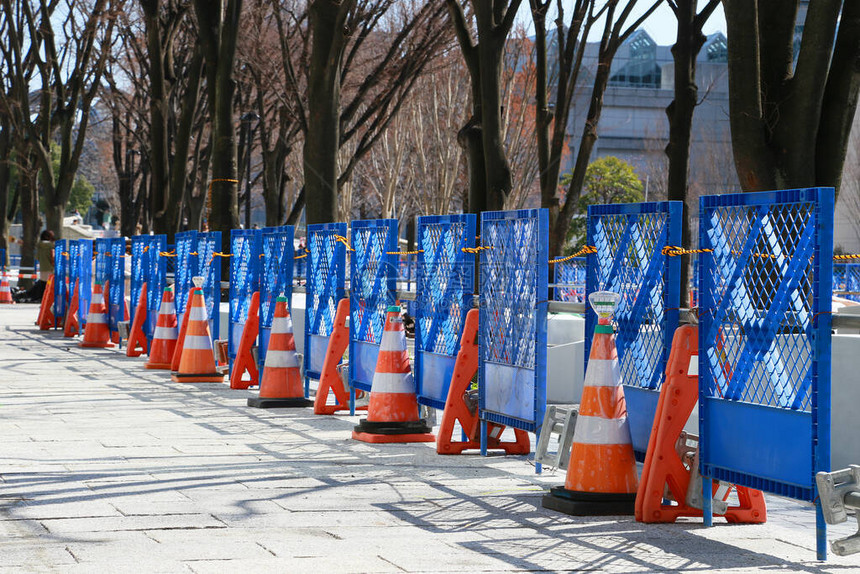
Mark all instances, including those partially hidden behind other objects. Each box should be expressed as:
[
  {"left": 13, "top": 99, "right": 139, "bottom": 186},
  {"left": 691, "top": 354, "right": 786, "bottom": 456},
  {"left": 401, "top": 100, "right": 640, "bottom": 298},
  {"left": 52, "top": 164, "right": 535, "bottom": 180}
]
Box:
[
  {"left": 86, "top": 313, "right": 107, "bottom": 324},
  {"left": 188, "top": 304, "right": 208, "bottom": 321},
  {"left": 571, "top": 414, "right": 632, "bottom": 446},
  {"left": 183, "top": 335, "right": 214, "bottom": 350},
  {"left": 270, "top": 314, "right": 294, "bottom": 334},
  {"left": 91, "top": 293, "right": 105, "bottom": 305},
  {"left": 378, "top": 327, "right": 405, "bottom": 352},
  {"left": 264, "top": 349, "right": 299, "bottom": 369},
  {"left": 582, "top": 358, "right": 622, "bottom": 388},
  {"left": 370, "top": 371, "right": 415, "bottom": 394},
  {"left": 154, "top": 326, "right": 178, "bottom": 340},
  {"left": 158, "top": 301, "right": 175, "bottom": 314}
]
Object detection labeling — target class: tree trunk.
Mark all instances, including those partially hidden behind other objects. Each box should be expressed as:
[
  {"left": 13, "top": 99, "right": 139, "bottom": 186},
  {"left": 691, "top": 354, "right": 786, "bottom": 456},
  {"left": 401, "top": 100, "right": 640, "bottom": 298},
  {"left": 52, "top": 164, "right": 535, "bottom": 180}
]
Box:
[
  {"left": 304, "top": 0, "right": 353, "bottom": 224},
  {"left": 18, "top": 156, "right": 39, "bottom": 290},
  {"left": 0, "top": 123, "right": 10, "bottom": 264},
  {"left": 666, "top": 0, "right": 709, "bottom": 308}
]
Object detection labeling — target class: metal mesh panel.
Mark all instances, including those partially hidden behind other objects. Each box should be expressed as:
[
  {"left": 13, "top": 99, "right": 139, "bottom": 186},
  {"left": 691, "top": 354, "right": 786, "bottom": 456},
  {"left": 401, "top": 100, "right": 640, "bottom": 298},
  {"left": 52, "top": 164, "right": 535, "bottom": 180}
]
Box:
[
  {"left": 174, "top": 231, "right": 198, "bottom": 317},
  {"left": 553, "top": 257, "right": 586, "bottom": 302},
  {"left": 68, "top": 240, "right": 80, "bottom": 304},
  {"left": 108, "top": 238, "right": 126, "bottom": 334},
  {"left": 145, "top": 235, "right": 167, "bottom": 340},
  {"left": 698, "top": 188, "right": 832, "bottom": 503},
  {"left": 94, "top": 238, "right": 110, "bottom": 284},
  {"left": 77, "top": 240, "right": 93, "bottom": 327},
  {"left": 414, "top": 214, "right": 476, "bottom": 409},
  {"left": 229, "top": 230, "right": 261, "bottom": 363},
  {"left": 478, "top": 209, "right": 549, "bottom": 431},
  {"left": 303, "top": 223, "right": 347, "bottom": 384},
  {"left": 53, "top": 240, "right": 68, "bottom": 321},
  {"left": 199, "top": 232, "right": 221, "bottom": 341},
  {"left": 261, "top": 228, "right": 294, "bottom": 328},
  {"left": 586, "top": 202, "right": 682, "bottom": 392},
  {"left": 349, "top": 219, "right": 398, "bottom": 392},
  {"left": 130, "top": 237, "right": 146, "bottom": 325}
]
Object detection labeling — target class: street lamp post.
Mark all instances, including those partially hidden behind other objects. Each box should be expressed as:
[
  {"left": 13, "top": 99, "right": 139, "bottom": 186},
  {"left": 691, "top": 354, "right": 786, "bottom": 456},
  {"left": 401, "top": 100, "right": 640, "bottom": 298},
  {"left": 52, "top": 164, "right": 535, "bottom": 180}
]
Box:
[{"left": 240, "top": 112, "right": 259, "bottom": 230}]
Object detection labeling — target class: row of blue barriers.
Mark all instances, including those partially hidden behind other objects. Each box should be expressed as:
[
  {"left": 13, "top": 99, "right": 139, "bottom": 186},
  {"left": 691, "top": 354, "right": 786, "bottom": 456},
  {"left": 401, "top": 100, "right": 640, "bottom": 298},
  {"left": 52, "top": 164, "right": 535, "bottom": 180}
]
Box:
[{"left": 45, "top": 188, "right": 836, "bottom": 559}]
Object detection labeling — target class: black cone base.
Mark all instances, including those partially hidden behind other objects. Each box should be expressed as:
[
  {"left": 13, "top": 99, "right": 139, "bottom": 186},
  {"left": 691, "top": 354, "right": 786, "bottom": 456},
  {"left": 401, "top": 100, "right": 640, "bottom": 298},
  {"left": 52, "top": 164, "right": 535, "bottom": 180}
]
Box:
[
  {"left": 247, "top": 396, "right": 313, "bottom": 409},
  {"left": 542, "top": 486, "right": 636, "bottom": 516},
  {"left": 353, "top": 418, "right": 432, "bottom": 436}
]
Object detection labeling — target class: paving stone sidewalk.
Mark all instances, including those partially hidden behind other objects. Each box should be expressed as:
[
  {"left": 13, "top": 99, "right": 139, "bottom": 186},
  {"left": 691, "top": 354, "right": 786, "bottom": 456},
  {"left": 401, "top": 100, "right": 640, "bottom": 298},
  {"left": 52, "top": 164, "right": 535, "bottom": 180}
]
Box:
[{"left": 0, "top": 305, "right": 856, "bottom": 573}]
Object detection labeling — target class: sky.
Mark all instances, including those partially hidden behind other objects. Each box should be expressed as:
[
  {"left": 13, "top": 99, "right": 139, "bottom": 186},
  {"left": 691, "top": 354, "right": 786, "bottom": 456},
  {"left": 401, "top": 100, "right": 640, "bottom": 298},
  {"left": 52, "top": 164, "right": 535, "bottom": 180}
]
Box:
[{"left": 515, "top": 2, "right": 728, "bottom": 46}]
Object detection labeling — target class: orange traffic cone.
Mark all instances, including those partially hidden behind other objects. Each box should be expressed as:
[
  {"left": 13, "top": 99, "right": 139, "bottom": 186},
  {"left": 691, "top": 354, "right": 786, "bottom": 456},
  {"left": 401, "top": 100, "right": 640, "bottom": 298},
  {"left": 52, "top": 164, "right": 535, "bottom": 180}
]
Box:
[
  {"left": 80, "top": 282, "right": 115, "bottom": 348},
  {"left": 248, "top": 295, "right": 312, "bottom": 408},
  {"left": 171, "top": 286, "right": 195, "bottom": 372},
  {"left": 37, "top": 275, "right": 56, "bottom": 329},
  {"left": 543, "top": 291, "right": 638, "bottom": 515},
  {"left": 145, "top": 286, "right": 178, "bottom": 369},
  {"left": 64, "top": 278, "right": 80, "bottom": 337},
  {"left": 0, "top": 270, "right": 15, "bottom": 304},
  {"left": 171, "top": 286, "right": 224, "bottom": 383},
  {"left": 352, "top": 306, "right": 434, "bottom": 444}
]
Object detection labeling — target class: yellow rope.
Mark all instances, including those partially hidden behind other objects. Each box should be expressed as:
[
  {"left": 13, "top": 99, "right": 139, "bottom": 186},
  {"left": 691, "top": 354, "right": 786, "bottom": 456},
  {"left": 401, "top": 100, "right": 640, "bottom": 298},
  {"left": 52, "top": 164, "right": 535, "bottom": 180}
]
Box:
[
  {"left": 334, "top": 235, "right": 354, "bottom": 251},
  {"left": 462, "top": 246, "right": 493, "bottom": 254},
  {"left": 386, "top": 249, "right": 424, "bottom": 255},
  {"left": 834, "top": 254, "right": 860, "bottom": 261},
  {"left": 159, "top": 250, "right": 177, "bottom": 257},
  {"left": 549, "top": 245, "right": 597, "bottom": 264},
  {"left": 662, "top": 246, "right": 714, "bottom": 257}
]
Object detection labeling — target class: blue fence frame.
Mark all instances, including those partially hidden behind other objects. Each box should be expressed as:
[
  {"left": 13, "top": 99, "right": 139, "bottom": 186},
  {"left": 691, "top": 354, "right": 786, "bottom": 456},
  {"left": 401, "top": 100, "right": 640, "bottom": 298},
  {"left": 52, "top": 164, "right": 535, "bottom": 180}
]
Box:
[
  {"left": 414, "top": 214, "right": 476, "bottom": 410},
  {"left": 259, "top": 227, "right": 294, "bottom": 369},
  {"left": 697, "top": 188, "right": 833, "bottom": 559},
  {"left": 53, "top": 240, "right": 69, "bottom": 324},
  {"left": 174, "top": 231, "right": 198, "bottom": 322},
  {"left": 108, "top": 238, "right": 126, "bottom": 336},
  {"left": 130, "top": 236, "right": 146, "bottom": 329},
  {"left": 478, "top": 209, "right": 549, "bottom": 441},
  {"left": 77, "top": 239, "right": 93, "bottom": 327},
  {"left": 94, "top": 238, "right": 110, "bottom": 285},
  {"left": 584, "top": 201, "right": 682, "bottom": 457},
  {"left": 145, "top": 236, "right": 168, "bottom": 341},
  {"left": 198, "top": 231, "right": 221, "bottom": 342},
  {"left": 229, "top": 229, "right": 262, "bottom": 371},
  {"left": 68, "top": 240, "right": 80, "bottom": 314},
  {"left": 303, "top": 223, "right": 347, "bottom": 394},
  {"left": 349, "top": 219, "right": 398, "bottom": 394},
  {"left": 553, "top": 257, "right": 586, "bottom": 302}
]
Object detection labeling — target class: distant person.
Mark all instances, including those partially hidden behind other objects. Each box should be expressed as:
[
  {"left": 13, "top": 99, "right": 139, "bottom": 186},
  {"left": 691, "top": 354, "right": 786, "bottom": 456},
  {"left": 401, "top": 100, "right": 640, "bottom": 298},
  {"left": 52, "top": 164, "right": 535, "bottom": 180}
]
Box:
[{"left": 15, "top": 230, "right": 54, "bottom": 302}]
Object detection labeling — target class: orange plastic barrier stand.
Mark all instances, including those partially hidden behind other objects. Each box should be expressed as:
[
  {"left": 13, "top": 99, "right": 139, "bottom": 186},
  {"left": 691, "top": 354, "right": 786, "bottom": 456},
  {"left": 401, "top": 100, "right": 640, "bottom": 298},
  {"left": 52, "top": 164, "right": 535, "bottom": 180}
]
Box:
[
  {"left": 229, "top": 291, "right": 260, "bottom": 390},
  {"left": 126, "top": 282, "right": 149, "bottom": 357}
]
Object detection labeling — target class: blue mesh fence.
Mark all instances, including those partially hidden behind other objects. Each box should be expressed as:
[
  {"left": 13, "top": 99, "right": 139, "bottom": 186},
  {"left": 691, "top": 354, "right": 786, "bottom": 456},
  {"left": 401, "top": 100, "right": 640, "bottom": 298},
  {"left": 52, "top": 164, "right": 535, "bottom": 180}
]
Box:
[
  {"left": 303, "top": 223, "right": 347, "bottom": 391},
  {"left": 198, "top": 232, "right": 221, "bottom": 342},
  {"left": 414, "top": 214, "right": 476, "bottom": 410},
  {"left": 229, "top": 229, "right": 262, "bottom": 371},
  {"left": 68, "top": 240, "right": 80, "bottom": 310},
  {"left": 478, "top": 209, "right": 549, "bottom": 434},
  {"left": 349, "top": 219, "right": 398, "bottom": 393},
  {"left": 130, "top": 237, "right": 146, "bottom": 327},
  {"left": 94, "top": 238, "right": 110, "bottom": 284},
  {"left": 108, "top": 238, "right": 126, "bottom": 336},
  {"left": 53, "top": 240, "right": 68, "bottom": 323},
  {"left": 833, "top": 262, "right": 860, "bottom": 302},
  {"left": 584, "top": 201, "right": 682, "bottom": 456},
  {"left": 698, "top": 188, "right": 832, "bottom": 501},
  {"left": 553, "top": 257, "right": 586, "bottom": 302},
  {"left": 259, "top": 227, "right": 294, "bottom": 369},
  {"left": 174, "top": 231, "right": 198, "bottom": 320},
  {"left": 145, "top": 236, "right": 167, "bottom": 340},
  {"left": 77, "top": 239, "right": 93, "bottom": 327}
]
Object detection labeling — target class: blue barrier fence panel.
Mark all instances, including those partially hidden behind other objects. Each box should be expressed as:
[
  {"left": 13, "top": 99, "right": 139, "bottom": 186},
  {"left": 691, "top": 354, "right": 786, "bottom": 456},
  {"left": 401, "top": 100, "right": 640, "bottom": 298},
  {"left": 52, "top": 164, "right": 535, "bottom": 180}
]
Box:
[
  {"left": 834, "top": 262, "right": 860, "bottom": 302},
  {"left": 414, "top": 214, "right": 476, "bottom": 410},
  {"left": 228, "top": 229, "right": 262, "bottom": 371},
  {"left": 144, "top": 236, "right": 167, "bottom": 340},
  {"left": 303, "top": 223, "right": 347, "bottom": 391},
  {"left": 585, "top": 201, "right": 682, "bottom": 457},
  {"left": 94, "top": 238, "right": 110, "bottom": 285},
  {"left": 349, "top": 219, "right": 398, "bottom": 393},
  {"left": 174, "top": 231, "right": 198, "bottom": 321},
  {"left": 130, "top": 236, "right": 147, "bottom": 327},
  {"left": 77, "top": 240, "right": 93, "bottom": 327},
  {"left": 199, "top": 232, "right": 221, "bottom": 341},
  {"left": 478, "top": 209, "right": 549, "bottom": 434},
  {"left": 68, "top": 240, "right": 80, "bottom": 313},
  {"left": 553, "top": 257, "right": 587, "bottom": 302},
  {"left": 53, "top": 240, "right": 69, "bottom": 323},
  {"left": 108, "top": 238, "right": 125, "bottom": 336},
  {"left": 698, "top": 188, "right": 833, "bottom": 557},
  {"left": 259, "top": 227, "right": 294, "bottom": 369}
]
